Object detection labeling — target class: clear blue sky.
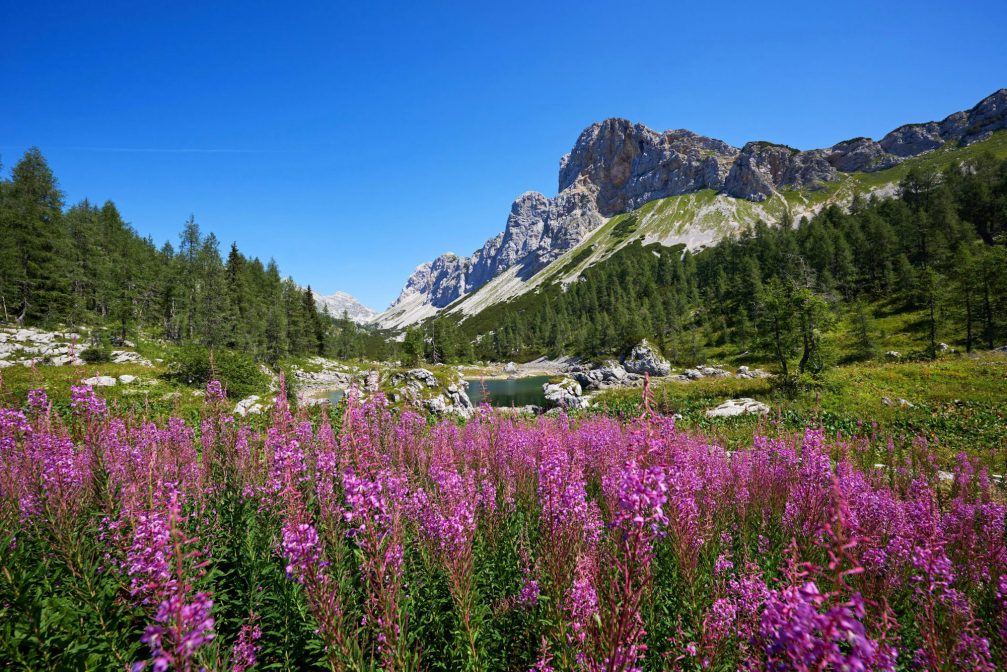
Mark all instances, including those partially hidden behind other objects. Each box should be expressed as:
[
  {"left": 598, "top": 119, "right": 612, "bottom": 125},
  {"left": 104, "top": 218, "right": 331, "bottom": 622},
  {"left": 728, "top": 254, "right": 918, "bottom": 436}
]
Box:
[{"left": 3, "top": 1, "right": 1006, "bottom": 310}]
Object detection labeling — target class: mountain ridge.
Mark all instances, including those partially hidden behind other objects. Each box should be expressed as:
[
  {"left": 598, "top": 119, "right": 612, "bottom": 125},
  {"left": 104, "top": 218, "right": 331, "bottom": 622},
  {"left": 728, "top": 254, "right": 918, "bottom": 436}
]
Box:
[{"left": 375, "top": 89, "right": 1007, "bottom": 330}]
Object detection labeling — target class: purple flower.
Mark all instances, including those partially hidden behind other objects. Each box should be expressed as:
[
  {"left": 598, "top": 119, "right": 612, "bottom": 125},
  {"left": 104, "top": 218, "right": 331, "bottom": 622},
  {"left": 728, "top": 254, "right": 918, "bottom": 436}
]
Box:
[
  {"left": 71, "top": 384, "right": 106, "bottom": 417},
  {"left": 205, "top": 379, "right": 225, "bottom": 403},
  {"left": 138, "top": 591, "right": 215, "bottom": 672},
  {"left": 230, "top": 618, "right": 261, "bottom": 672},
  {"left": 282, "top": 521, "right": 322, "bottom": 581}
]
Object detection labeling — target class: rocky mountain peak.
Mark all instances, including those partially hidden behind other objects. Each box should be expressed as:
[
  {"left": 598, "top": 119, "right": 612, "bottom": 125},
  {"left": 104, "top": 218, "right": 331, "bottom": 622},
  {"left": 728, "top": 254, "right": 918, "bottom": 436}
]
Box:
[
  {"left": 312, "top": 290, "right": 378, "bottom": 324},
  {"left": 377, "top": 89, "right": 1007, "bottom": 328}
]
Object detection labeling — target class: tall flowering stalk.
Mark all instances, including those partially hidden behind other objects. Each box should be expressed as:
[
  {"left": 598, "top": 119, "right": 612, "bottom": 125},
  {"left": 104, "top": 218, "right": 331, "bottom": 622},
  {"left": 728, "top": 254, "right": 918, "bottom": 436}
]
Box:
[
  {"left": 272, "top": 403, "right": 359, "bottom": 671},
  {"left": 343, "top": 468, "right": 417, "bottom": 670},
  {"left": 131, "top": 492, "right": 216, "bottom": 672},
  {"left": 584, "top": 460, "right": 669, "bottom": 672},
  {"left": 755, "top": 482, "right": 899, "bottom": 671},
  {"left": 410, "top": 465, "right": 483, "bottom": 668},
  {"left": 536, "top": 443, "right": 602, "bottom": 668}
]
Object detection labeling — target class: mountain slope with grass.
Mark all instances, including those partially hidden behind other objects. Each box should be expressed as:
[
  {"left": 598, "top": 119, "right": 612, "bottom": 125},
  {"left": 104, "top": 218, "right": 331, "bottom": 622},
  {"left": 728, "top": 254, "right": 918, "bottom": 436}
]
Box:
[
  {"left": 448, "top": 129, "right": 1007, "bottom": 322},
  {"left": 378, "top": 89, "right": 1007, "bottom": 329}
]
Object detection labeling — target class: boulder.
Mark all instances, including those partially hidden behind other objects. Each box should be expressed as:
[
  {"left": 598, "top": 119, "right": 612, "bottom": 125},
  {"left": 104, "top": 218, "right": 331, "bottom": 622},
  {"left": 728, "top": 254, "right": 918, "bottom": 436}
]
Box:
[
  {"left": 234, "top": 395, "right": 264, "bottom": 416},
  {"left": 364, "top": 370, "right": 381, "bottom": 393},
  {"left": 83, "top": 375, "right": 117, "bottom": 387},
  {"left": 622, "top": 340, "right": 671, "bottom": 377},
  {"left": 572, "top": 362, "right": 639, "bottom": 391},
  {"left": 445, "top": 383, "right": 475, "bottom": 418},
  {"left": 111, "top": 350, "right": 153, "bottom": 366},
  {"left": 423, "top": 395, "right": 449, "bottom": 414},
  {"left": 705, "top": 398, "right": 770, "bottom": 418},
  {"left": 503, "top": 362, "right": 518, "bottom": 374},
  {"left": 118, "top": 374, "right": 137, "bottom": 384},
  {"left": 735, "top": 366, "right": 771, "bottom": 379},
  {"left": 543, "top": 378, "right": 589, "bottom": 410}
]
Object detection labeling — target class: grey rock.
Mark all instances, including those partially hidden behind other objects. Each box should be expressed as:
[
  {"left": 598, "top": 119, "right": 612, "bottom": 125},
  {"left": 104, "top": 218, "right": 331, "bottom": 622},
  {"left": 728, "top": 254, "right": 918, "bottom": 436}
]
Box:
[
  {"left": 622, "top": 340, "right": 671, "bottom": 376},
  {"left": 558, "top": 120, "right": 737, "bottom": 215},
  {"left": 83, "top": 375, "right": 117, "bottom": 387},
  {"left": 880, "top": 122, "right": 944, "bottom": 157},
  {"left": 233, "top": 395, "right": 264, "bottom": 416},
  {"left": 118, "top": 374, "right": 137, "bottom": 384},
  {"left": 424, "top": 395, "right": 449, "bottom": 414},
  {"left": 543, "top": 378, "right": 589, "bottom": 410},
  {"left": 364, "top": 370, "right": 381, "bottom": 393},
  {"left": 572, "top": 362, "right": 640, "bottom": 391},
  {"left": 111, "top": 350, "right": 153, "bottom": 366},
  {"left": 705, "top": 398, "right": 770, "bottom": 418},
  {"left": 735, "top": 366, "right": 771, "bottom": 379}
]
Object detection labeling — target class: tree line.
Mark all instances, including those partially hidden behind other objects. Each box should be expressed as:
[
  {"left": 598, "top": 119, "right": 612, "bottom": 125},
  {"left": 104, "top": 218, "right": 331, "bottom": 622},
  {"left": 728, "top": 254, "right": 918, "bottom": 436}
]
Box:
[{"left": 0, "top": 148, "right": 386, "bottom": 363}]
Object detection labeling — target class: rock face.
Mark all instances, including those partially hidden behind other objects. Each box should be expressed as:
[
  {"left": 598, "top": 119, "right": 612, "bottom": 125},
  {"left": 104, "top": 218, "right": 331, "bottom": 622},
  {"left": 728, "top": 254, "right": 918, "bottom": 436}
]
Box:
[
  {"left": 378, "top": 89, "right": 1007, "bottom": 327},
  {"left": 378, "top": 187, "right": 604, "bottom": 328},
  {"left": 622, "top": 340, "right": 671, "bottom": 376}
]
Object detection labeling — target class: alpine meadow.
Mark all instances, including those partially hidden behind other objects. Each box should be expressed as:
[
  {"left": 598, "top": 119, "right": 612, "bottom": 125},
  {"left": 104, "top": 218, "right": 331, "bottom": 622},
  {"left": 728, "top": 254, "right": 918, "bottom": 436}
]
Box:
[{"left": 2, "top": 3, "right": 1007, "bottom": 670}]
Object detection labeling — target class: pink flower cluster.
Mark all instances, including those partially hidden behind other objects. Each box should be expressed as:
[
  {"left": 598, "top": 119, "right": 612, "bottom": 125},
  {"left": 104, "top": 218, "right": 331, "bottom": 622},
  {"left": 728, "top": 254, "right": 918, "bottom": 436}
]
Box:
[{"left": 2, "top": 386, "right": 1006, "bottom": 670}]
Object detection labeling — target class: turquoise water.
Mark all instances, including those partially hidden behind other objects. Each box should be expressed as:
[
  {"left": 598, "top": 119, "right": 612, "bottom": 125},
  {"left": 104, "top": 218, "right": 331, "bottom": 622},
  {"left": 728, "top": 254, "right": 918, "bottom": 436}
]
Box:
[
  {"left": 326, "top": 389, "right": 345, "bottom": 404},
  {"left": 465, "top": 376, "right": 550, "bottom": 407}
]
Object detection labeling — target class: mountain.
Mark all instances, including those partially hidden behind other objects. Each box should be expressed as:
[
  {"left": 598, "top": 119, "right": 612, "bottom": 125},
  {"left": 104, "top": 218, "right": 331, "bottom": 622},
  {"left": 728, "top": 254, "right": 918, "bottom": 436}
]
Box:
[
  {"left": 312, "top": 290, "right": 378, "bottom": 324},
  {"left": 375, "top": 89, "right": 1007, "bottom": 329}
]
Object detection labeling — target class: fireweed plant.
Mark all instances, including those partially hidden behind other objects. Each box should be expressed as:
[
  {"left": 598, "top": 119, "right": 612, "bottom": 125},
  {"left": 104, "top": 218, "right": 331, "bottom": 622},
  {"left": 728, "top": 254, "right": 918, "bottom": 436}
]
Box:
[{"left": 0, "top": 377, "right": 1006, "bottom": 671}]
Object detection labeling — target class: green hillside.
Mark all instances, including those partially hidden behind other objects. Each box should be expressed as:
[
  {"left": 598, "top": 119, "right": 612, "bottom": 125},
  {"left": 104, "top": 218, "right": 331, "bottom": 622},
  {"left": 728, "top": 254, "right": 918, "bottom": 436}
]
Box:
[
  {"left": 430, "top": 132, "right": 1007, "bottom": 372},
  {"left": 449, "top": 130, "right": 1007, "bottom": 319}
]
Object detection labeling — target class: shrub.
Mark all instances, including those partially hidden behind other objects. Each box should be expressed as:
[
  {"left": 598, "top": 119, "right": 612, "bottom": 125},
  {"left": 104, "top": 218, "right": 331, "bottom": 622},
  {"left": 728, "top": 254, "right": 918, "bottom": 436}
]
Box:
[
  {"left": 166, "top": 345, "right": 268, "bottom": 399},
  {"left": 80, "top": 345, "right": 112, "bottom": 364}
]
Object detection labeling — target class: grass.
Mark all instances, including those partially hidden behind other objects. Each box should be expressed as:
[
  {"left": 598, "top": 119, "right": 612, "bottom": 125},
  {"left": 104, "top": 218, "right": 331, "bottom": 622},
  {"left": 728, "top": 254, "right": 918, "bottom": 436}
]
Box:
[
  {"left": 592, "top": 352, "right": 1007, "bottom": 468},
  {"left": 0, "top": 360, "right": 214, "bottom": 419}
]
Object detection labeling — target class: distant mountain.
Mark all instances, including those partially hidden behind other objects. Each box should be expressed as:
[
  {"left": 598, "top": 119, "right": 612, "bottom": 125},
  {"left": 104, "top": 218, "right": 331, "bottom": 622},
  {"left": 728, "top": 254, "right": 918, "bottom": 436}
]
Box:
[
  {"left": 375, "top": 89, "right": 1007, "bottom": 329},
  {"left": 312, "top": 290, "right": 377, "bottom": 324}
]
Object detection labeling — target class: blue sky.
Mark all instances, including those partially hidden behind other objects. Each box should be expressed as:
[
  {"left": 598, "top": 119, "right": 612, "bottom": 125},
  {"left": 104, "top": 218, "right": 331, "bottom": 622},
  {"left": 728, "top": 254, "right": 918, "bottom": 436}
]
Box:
[{"left": 3, "top": 1, "right": 1006, "bottom": 310}]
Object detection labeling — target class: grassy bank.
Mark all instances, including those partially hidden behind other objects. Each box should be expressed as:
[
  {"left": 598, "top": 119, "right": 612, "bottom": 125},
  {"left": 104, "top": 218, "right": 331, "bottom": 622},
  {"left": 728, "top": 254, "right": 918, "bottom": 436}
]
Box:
[{"left": 593, "top": 352, "right": 1007, "bottom": 467}]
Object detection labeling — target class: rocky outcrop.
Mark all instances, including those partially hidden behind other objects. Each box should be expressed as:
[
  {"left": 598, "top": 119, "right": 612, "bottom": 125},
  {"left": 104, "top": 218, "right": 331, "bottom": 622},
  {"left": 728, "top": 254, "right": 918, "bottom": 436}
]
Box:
[
  {"left": 622, "top": 340, "right": 671, "bottom": 376},
  {"left": 558, "top": 121, "right": 737, "bottom": 216},
  {"left": 390, "top": 368, "right": 474, "bottom": 418},
  {"left": 424, "top": 383, "right": 475, "bottom": 418},
  {"left": 572, "top": 363, "right": 643, "bottom": 391},
  {"left": 543, "top": 378, "right": 589, "bottom": 410},
  {"left": 734, "top": 366, "right": 771, "bottom": 380},
  {"left": 111, "top": 350, "right": 153, "bottom": 366},
  {"left": 379, "top": 90, "right": 1007, "bottom": 328}
]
